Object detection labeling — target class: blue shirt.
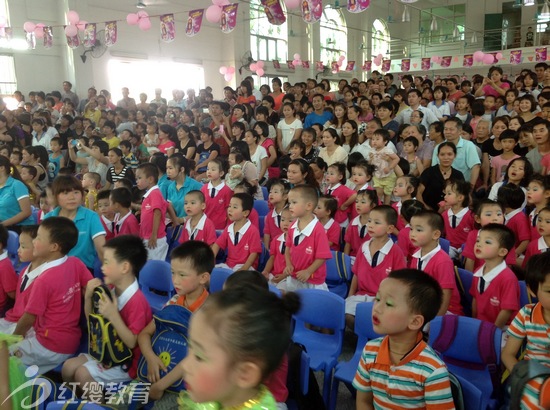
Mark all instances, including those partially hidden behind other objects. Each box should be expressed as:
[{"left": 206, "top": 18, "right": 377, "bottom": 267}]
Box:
[
  {"left": 166, "top": 177, "right": 203, "bottom": 218},
  {"left": 158, "top": 174, "right": 170, "bottom": 200},
  {"left": 45, "top": 206, "right": 106, "bottom": 268},
  {"left": 0, "top": 176, "right": 34, "bottom": 225},
  {"left": 304, "top": 111, "right": 334, "bottom": 129}
]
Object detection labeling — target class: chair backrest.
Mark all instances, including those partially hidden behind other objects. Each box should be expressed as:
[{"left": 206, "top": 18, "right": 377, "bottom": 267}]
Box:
[
  {"left": 209, "top": 267, "right": 233, "bottom": 293},
  {"left": 139, "top": 260, "right": 173, "bottom": 293},
  {"left": 261, "top": 186, "right": 268, "bottom": 200},
  {"left": 519, "top": 280, "right": 538, "bottom": 307},
  {"left": 7, "top": 230, "right": 19, "bottom": 262},
  {"left": 354, "top": 302, "right": 382, "bottom": 349},
  {"left": 259, "top": 215, "right": 265, "bottom": 237},
  {"left": 439, "top": 238, "right": 450, "bottom": 255},
  {"left": 253, "top": 199, "right": 270, "bottom": 217},
  {"left": 325, "top": 251, "right": 352, "bottom": 299},
  {"left": 454, "top": 373, "right": 483, "bottom": 410},
  {"left": 269, "top": 284, "right": 282, "bottom": 296},
  {"left": 455, "top": 267, "right": 474, "bottom": 317}
]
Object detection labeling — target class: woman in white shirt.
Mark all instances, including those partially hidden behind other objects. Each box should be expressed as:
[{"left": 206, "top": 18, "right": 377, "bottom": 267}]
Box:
[
  {"left": 244, "top": 129, "right": 269, "bottom": 183},
  {"left": 277, "top": 102, "right": 303, "bottom": 155},
  {"left": 318, "top": 128, "right": 348, "bottom": 167}
]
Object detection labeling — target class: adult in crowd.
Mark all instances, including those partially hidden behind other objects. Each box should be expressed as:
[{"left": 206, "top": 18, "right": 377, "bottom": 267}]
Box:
[
  {"left": 61, "top": 81, "right": 79, "bottom": 107},
  {"left": 526, "top": 117, "right": 550, "bottom": 174},
  {"left": 0, "top": 155, "right": 33, "bottom": 230}
]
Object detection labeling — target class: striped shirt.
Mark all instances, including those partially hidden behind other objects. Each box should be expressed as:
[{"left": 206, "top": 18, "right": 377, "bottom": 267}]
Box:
[
  {"left": 353, "top": 334, "right": 454, "bottom": 409},
  {"left": 507, "top": 303, "right": 550, "bottom": 409}
]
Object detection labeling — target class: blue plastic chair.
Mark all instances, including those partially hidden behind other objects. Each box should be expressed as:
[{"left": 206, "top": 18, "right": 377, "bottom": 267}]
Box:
[
  {"left": 292, "top": 289, "right": 345, "bottom": 407},
  {"left": 257, "top": 242, "right": 270, "bottom": 272},
  {"left": 253, "top": 199, "right": 270, "bottom": 217},
  {"left": 428, "top": 316, "right": 502, "bottom": 410},
  {"left": 138, "top": 260, "right": 174, "bottom": 313},
  {"left": 325, "top": 251, "right": 352, "bottom": 299},
  {"left": 269, "top": 284, "right": 282, "bottom": 297},
  {"left": 261, "top": 186, "right": 268, "bottom": 200},
  {"left": 259, "top": 215, "right": 265, "bottom": 237},
  {"left": 329, "top": 302, "right": 382, "bottom": 410},
  {"left": 455, "top": 267, "right": 474, "bottom": 317},
  {"left": 519, "top": 280, "right": 538, "bottom": 307},
  {"left": 286, "top": 349, "right": 311, "bottom": 410},
  {"left": 32, "top": 206, "right": 39, "bottom": 223},
  {"left": 93, "top": 256, "right": 104, "bottom": 279},
  {"left": 7, "top": 230, "right": 19, "bottom": 267},
  {"left": 454, "top": 373, "right": 484, "bottom": 410},
  {"left": 209, "top": 267, "right": 233, "bottom": 293},
  {"left": 439, "top": 237, "right": 450, "bottom": 255}
]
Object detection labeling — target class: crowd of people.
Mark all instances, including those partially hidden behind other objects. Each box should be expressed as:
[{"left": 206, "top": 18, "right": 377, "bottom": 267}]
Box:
[{"left": 1, "top": 62, "right": 550, "bottom": 408}]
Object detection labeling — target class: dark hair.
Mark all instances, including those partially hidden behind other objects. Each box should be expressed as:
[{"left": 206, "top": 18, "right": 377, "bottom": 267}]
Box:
[
  {"left": 20, "top": 224, "right": 39, "bottom": 240},
  {"left": 171, "top": 240, "right": 215, "bottom": 275},
  {"left": 119, "top": 140, "right": 132, "bottom": 151},
  {"left": 388, "top": 269, "right": 443, "bottom": 324},
  {"left": 437, "top": 141, "right": 457, "bottom": 155},
  {"left": 137, "top": 162, "right": 160, "bottom": 183},
  {"left": 185, "top": 189, "right": 205, "bottom": 204},
  {"left": 104, "top": 235, "right": 147, "bottom": 277},
  {"left": 497, "top": 183, "right": 525, "bottom": 210},
  {"left": 371, "top": 204, "right": 398, "bottom": 226},
  {"left": 168, "top": 153, "right": 189, "bottom": 176},
  {"left": 114, "top": 177, "right": 133, "bottom": 191},
  {"left": 504, "top": 157, "right": 533, "bottom": 188},
  {"left": 377, "top": 101, "right": 394, "bottom": 115},
  {"left": 474, "top": 198, "right": 505, "bottom": 217},
  {"left": 288, "top": 159, "right": 319, "bottom": 190},
  {"left": 357, "top": 189, "right": 379, "bottom": 207},
  {"left": 21, "top": 165, "right": 37, "bottom": 179},
  {"left": 235, "top": 180, "right": 257, "bottom": 197},
  {"left": 39, "top": 216, "right": 79, "bottom": 255},
  {"left": 240, "top": 80, "right": 253, "bottom": 97},
  {"left": 225, "top": 270, "right": 268, "bottom": 291},
  {"left": 401, "top": 199, "right": 426, "bottom": 224},
  {"left": 525, "top": 251, "right": 550, "bottom": 294},
  {"left": 328, "top": 162, "right": 347, "bottom": 185},
  {"left": 110, "top": 187, "right": 132, "bottom": 208},
  {"left": 373, "top": 128, "right": 391, "bottom": 142},
  {"left": 290, "top": 184, "right": 319, "bottom": 208},
  {"left": 97, "top": 190, "right": 111, "bottom": 202},
  {"left": 445, "top": 179, "right": 471, "bottom": 208},
  {"left": 323, "top": 128, "right": 341, "bottom": 145},
  {"left": 433, "top": 85, "right": 447, "bottom": 101},
  {"left": 254, "top": 121, "right": 269, "bottom": 139},
  {"left": 480, "top": 223, "right": 516, "bottom": 252},
  {"left": 0, "top": 224, "right": 7, "bottom": 248},
  {"left": 411, "top": 209, "right": 444, "bottom": 232},
  {"left": 352, "top": 160, "right": 375, "bottom": 180},
  {"left": 232, "top": 192, "right": 254, "bottom": 213},
  {"left": 403, "top": 136, "right": 419, "bottom": 149},
  {"left": 51, "top": 175, "right": 84, "bottom": 201},
  {"left": 319, "top": 194, "right": 338, "bottom": 219}
]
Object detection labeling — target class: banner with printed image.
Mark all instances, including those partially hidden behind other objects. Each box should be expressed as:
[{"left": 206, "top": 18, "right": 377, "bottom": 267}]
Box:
[
  {"left": 185, "top": 9, "right": 203, "bottom": 37},
  {"left": 221, "top": 4, "right": 238, "bottom": 33}
]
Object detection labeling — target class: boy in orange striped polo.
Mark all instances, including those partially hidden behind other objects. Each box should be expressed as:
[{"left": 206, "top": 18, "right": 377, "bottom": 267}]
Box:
[{"left": 353, "top": 269, "right": 454, "bottom": 410}]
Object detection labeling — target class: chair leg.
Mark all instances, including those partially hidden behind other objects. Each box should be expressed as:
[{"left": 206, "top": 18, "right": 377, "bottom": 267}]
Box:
[
  {"left": 329, "top": 376, "right": 339, "bottom": 410},
  {"left": 323, "top": 368, "right": 333, "bottom": 408}
]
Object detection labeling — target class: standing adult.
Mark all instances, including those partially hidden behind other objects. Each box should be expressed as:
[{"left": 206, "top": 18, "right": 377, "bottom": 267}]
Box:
[
  {"left": 394, "top": 89, "right": 439, "bottom": 128},
  {"left": 77, "top": 87, "right": 98, "bottom": 114},
  {"left": 117, "top": 87, "right": 137, "bottom": 110},
  {"left": 526, "top": 117, "right": 550, "bottom": 174},
  {"left": 318, "top": 128, "right": 348, "bottom": 166},
  {"left": 61, "top": 81, "right": 79, "bottom": 107}
]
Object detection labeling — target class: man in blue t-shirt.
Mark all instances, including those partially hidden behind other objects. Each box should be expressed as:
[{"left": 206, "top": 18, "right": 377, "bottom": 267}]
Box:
[{"left": 304, "top": 94, "right": 334, "bottom": 128}]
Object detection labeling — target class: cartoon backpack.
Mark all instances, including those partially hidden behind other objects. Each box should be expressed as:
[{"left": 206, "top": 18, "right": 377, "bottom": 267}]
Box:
[
  {"left": 88, "top": 284, "right": 133, "bottom": 368},
  {"left": 137, "top": 304, "right": 192, "bottom": 392}
]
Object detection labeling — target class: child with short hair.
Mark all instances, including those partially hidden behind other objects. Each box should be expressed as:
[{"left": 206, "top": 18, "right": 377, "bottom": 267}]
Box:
[
  {"left": 11, "top": 217, "right": 92, "bottom": 373},
  {"left": 263, "top": 179, "right": 290, "bottom": 249},
  {"left": 97, "top": 190, "right": 116, "bottom": 242},
  {"left": 200, "top": 158, "right": 233, "bottom": 230},
  {"left": 488, "top": 157, "right": 532, "bottom": 207},
  {"left": 262, "top": 207, "right": 293, "bottom": 286},
  {"left": 470, "top": 223, "right": 520, "bottom": 328},
  {"left": 345, "top": 206, "right": 406, "bottom": 329},
  {"left": 314, "top": 195, "right": 341, "bottom": 251},
  {"left": 442, "top": 179, "right": 475, "bottom": 260},
  {"left": 82, "top": 171, "right": 101, "bottom": 211},
  {"left": 0, "top": 225, "right": 16, "bottom": 316},
  {"left": 409, "top": 211, "right": 463, "bottom": 315},
  {"left": 349, "top": 160, "right": 376, "bottom": 222},
  {"left": 354, "top": 269, "right": 454, "bottom": 409},
  {"left": 396, "top": 199, "right": 425, "bottom": 264},
  {"left": 392, "top": 175, "right": 419, "bottom": 231},
  {"left": 527, "top": 174, "right": 550, "bottom": 242},
  {"left": 212, "top": 193, "right": 262, "bottom": 271},
  {"left": 62, "top": 235, "right": 152, "bottom": 395},
  {"left": 344, "top": 190, "right": 378, "bottom": 262},
  {"left": 179, "top": 190, "right": 217, "bottom": 246},
  {"left": 492, "top": 130, "right": 520, "bottom": 184},
  {"left": 37, "top": 191, "right": 51, "bottom": 223},
  {"left": 110, "top": 188, "right": 140, "bottom": 237},
  {"left": 498, "top": 183, "right": 531, "bottom": 259},
  {"left": 280, "top": 185, "right": 332, "bottom": 292},
  {"left": 325, "top": 162, "right": 356, "bottom": 226},
  {"left": 401, "top": 136, "right": 424, "bottom": 177},
  {"left": 119, "top": 140, "right": 139, "bottom": 170},
  {"left": 136, "top": 162, "right": 169, "bottom": 261},
  {"left": 19, "top": 165, "right": 40, "bottom": 206},
  {"left": 166, "top": 154, "right": 203, "bottom": 227},
  {"left": 524, "top": 205, "right": 550, "bottom": 264},
  {"left": 137, "top": 241, "right": 214, "bottom": 404},
  {"left": 48, "top": 137, "right": 65, "bottom": 180},
  {"left": 233, "top": 181, "right": 260, "bottom": 230},
  {"left": 502, "top": 252, "right": 550, "bottom": 409},
  {"left": 369, "top": 129, "right": 400, "bottom": 205},
  {"left": 0, "top": 225, "right": 39, "bottom": 334}
]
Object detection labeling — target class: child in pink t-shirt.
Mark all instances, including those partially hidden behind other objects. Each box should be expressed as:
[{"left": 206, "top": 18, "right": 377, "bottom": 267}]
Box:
[
  {"left": 392, "top": 175, "right": 417, "bottom": 232},
  {"left": 524, "top": 205, "right": 550, "bottom": 266},
  {"left": 263, "top": 179, "right": 289, "bottom": 249},
  {"left": 442, "top": 179, "right": 475, "bottom": 260},
  {"left": 110, "top": 188, "right": 140, "bottom": 237},
  {"left": 201, "top": 159, "right": 233, "bottom": 230},
  {"left": 396, "top": 199, "right": 425, "bottom": 265},
  {"left": 179, "top": 190, "right": 217, "bottom": 246},
  {"left": 262, "top": 207, "right": 293, "bottom": 285},
  {"left": 324, "top": 162, "right": 356, "bottom": 226},
  {"left": 491, "top": 130, "right": 520, "bottom": 184},
  {"left": 344, "top": 189, "right": 378, "bottom": 262},
  {"left": 314, "top": 195, "right": 341, "bottom": 251},
  {"left": 498, "top": 183, "right": 531, "bottom": 260}
]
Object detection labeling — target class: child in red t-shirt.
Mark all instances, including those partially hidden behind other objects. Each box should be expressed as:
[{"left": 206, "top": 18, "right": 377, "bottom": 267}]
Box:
[
  {"left": 201, "top": 159, "right": 233, "bottom": 230},
  {"left": 392, "top": 175, "right": 418, "bottom": 232},
  {"left": 263, "top": 179, "right": 289, "bottom": 249},
  {"left": 524, "top": 205, "right": 550, "bottom": 265},
  {"left": 344, "top": 189, "right": 378, "bottom": 262},
  {"left": 526, "top": 174, "right": 550, "bottom": 243},
  {"left": 179, "top": 190, "right": 217, "bottom": 246},
  {"left": 498, "top": 183, "right": 531, "bottom": 260},
  {"left": 262, "top": 207, "right": 293, "bottom": 286},
  {"left": 97, "top": 190, "right": 116, "bottom": 242},
  {"left": 110, "top": 188, "right": 140, "bottom": 237},
  {"left": 442, "top": 179, "right": 475, "bottom": 260},
  {"left": 324, "top": 162, "right": 356, "bottom": 227},
  {"left": 396, "top": 199, "right": 425, "bottom": 265},
  {"left": 314, "top": 195, "right": 341, "bottom": 251}
]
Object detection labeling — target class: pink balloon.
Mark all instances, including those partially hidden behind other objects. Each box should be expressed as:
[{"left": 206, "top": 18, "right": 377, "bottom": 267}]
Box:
[
  {"left": 256, "top": 61, "right": 264, "bottom": 68},
  {"left": 23, "top": 22, "right": 36, "bottom": 33},
  {"left": 67, "top": 10, "right": 80, "bottom": 25},
  {"left": 126, "top": 13, "right": 139, "bottom": 25},
  {"left": 224, "top": 73, "right": 233, "bottom": 82},
  {"left": 473, "top": 51, "right": 485, "bottom": 62},
  {"left": 496, "top": 52, "right": 503, "bottom": 60},
  {"left": 65, "top": 25, "right": 78, "bottom": 37},
  {"left": 227, "top": 66, "right": 235, "bottom": 74},
  {"left": 250, "top": 63, "right": 258, "bottom": 71},
  {"left": 137, "top": 11, "right": 148, "bottom": 17},
  {"left": 483, "top": 54, "right": 494, "bottom": 64},
  {"left": 36, "top": 23, "right": 45, "bottom": 28},
  {"left": 138, "top": 17, "right": 151, "bottom": 31},
  {"left": 257, "top": 68, "right": 265, "bottom": 76},
  {"left": 219, "top": 66, "right": 228, "bottom": 75},
  {"left": 377, "top": 53, "right": 383, "bottom": 59},
  {"left": 292, "top": 59, "right": 300, "bottom": 66},
  {"left": 339, "top": 55, "right": 345, "bottom": 61},
  {"left": 293, "top": 53, "right": 300, "bottom": 60},
  {"left": 205, "top": 5, "right": 223, "bottom": 23},
  {"left": 34, "top": 27, "right": 44, "bottom": 38},
  {"left": 373, "top": 57, "right": 382, "bottom": 66},
  {"left": 285, "top": 0, "right": 301, "bottom": 9},
  {"left": 77, "top": 20, "right": 88, "bottom": 31}
]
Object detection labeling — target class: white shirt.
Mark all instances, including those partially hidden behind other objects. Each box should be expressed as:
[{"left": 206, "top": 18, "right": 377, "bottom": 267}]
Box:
[
  {"left": 474, "top": 260, "right": 507, "bottom": 292},
  {"left": 250, "top": 145, "right": 268, "bottom": 179},
  {"left": 117, "top": 279, "right": 139, "bottom": 310},
  {"left": 228, "top": 219, "right": 251, "bottom": 244},
  {"left": 185, "top": 213, "right": 208, "bottom": 240},
  {"left": 291, "top": 217, "right": 318, "bottom": 246},
  {"left": 505, "top": 208, "right": 523, "bottom": 224},
  {"left": 448, "top": 207, "right": 469, "bottom": 228},
  {"left": 361, "top": 237, "right": 393, "bottom": 266},
  {"left": 412, "top": 244, "right": 442, "bottom": 270},
  {"left": 278, "top": 118, "right": 303, "bottom": 150}
]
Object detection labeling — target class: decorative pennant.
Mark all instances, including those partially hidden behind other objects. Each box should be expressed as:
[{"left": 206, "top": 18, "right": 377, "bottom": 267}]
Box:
[
  {"left": 185, "top": 9, "right": 204, "bottom": 37},
  {"left": 463, "top": 54, "right": 473, "bottom": 67},
  {"left": 287, "top": 60, "right": 296, "bottom": 70},
  {"left": 302, "top": 60, "right": 310, "bottom": 69},
  {"left": 83, "top": 23, "right": 96, "bottom": 48},
  {"left": 220, "top": 4, "right": 238, "bottom": 33},
  {"left": 105, "top": 21, "right": 117, "bottom": 47},
  {"left": 301, "top": 0, "right": 322, "bottom": 24},
  {"left": 440, "top": 56, "right": 452, "bottom": 68},
  {"left": 66, "top": 28, "right": 80, "bottom": 49},
  {"left": 401, "top": 58, "right": 410, "bottom": 72},
  {"left": 536, "top": 47, "right": 547, "bottom": 62},
  {"left": 43, "top": 26, "right": 53, "bottom": 48},
  {"left": 272, "top": 59, "right": 281, "bottom": 69},
  {"left": 347, "top": 0, "right": 370, "bottom": 13},
  {"left": 331, "top": 61, "right": 340, "bottom": 73},
  {"left": 510, "top": 50, "right": 522, "bottom": 65},
  {"left": 381, "top": 59, "right": 391, "bottom": 72},
  {"left": 315, "top": 61, "right": 324, "bottom": 72},
  {"left": 421, "top": 57, "right": 431, "bottom": 71},
  {"left": 160, "top": 14, "right": 176, "bottom": 42},
  {"left": 0, "top": 27, "right": 11, "bottom": 40},
  {"left": 362, "top": 60, "right": 371, "bottom": 71},
  {"left": 345, "top": 60, "right": 355, "bottom": 71},
  {"left": 261, "top": 0, "right": 286, "bottom": 25},
  {"left": 26, "top": 32, "right": 36, "bottom": 49}
]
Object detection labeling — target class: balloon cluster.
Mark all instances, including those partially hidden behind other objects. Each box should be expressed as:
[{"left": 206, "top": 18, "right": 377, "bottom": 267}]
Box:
[
  {"left": 284, "top": 0, "right": 301, "bottom": 8},
  {"left": 372, "top": 53, "right": 384, "bottom": 66},
  {"left": 473, "top": 51, "right": 504, "bottom": 65},
  {"left": 219, "top": 66, "right": 236, "bottom": 82},
  {"left": 250, "top": 60, "right": 265, "bottom": 77},
  {"left": 63, "top": 10, "right": 87, "bottom": 37},
  {"left": 127, "top": 11, "right": 152, "bottom": 31},
  {"left": 206, "top": 0, "right": 231, "bottom": 24},
  {"left": 292, "top": 53, "right": 302, "bottom": 68},
  {"left": 23, "top": 21, "right": 46, "bottom": 38}
]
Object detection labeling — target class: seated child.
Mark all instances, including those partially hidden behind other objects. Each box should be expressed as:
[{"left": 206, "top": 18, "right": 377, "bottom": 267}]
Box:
[
  {"left": 324, "top": 162, "right": 356, "bottom": 227},
  {"left": 442, "top": 179, "right": 475, "bottom": 260},
  {"left": 491, "top": 130, "right": 520, "bottom": 184},
  {"left": 526, "top": 174, "right": 550, "bottom": 242},
  {"left": 524, "top": 205, "right": 550, "bottom": 264},
  {"left": 498, "top": 183, "right": 531, "bottom": 259},
  {"left": 179, "top": 190, "right": 217, "bottom": 245},
  {"left": 137, "top": 241, "right": 213, "bottom": 405},
  {"left": 396, "top": 199, "right": 425, "bottom": 264},
  {"left": 263, "top": 179, "right": 290, "bottom": 249},
  {"left": 354, "top": 269, "right": 454, "bottom": 409},
  {"left": 110, "top": 188, "right": 140, "bottom": 237},
  {"left": 62, "top": 235, "right": 152, "bottom": 397},
  {"left": 233, "top": 180, "right": 260, "bottom": 230},
  {"left": 344, "top": 190, "right": 378, "bottom": 263},
  {"left": 470, "top": 223, "right": 520, "bottom": 329},
  {"left": 211, "top": 193, "right": 262, "bottom": 271},
  {"left": 200, "top": 159, "right": 233, "bottom": 230},
  {"left": 37, "top": 191, "right": 52, "bottom": 223},
  {"left": 392, "top": 175, "right": 418, "bottom": 231},
  {"left": 97, "top": 190, "right": 116, "bottom": 242},
  {"left": 346, "top": 205, "right": 406, "bottom": 329},
  {"left": 409, "top": 211, "right": 463, "bottom": 315},
  {"left": 10, "top": 217, "right": 92, "bottom": 373},
  {"left": 0, "top": 225, "right": 17, "bottom": 316},
  {"left": 314, "top": 195, "right": 341, "bottom": 251},
  {"left": 502, "top": 252, "right": 550, "bottom": 409},
  {"left": 262, "top": 207, "right": 293, "bottom": 286}
]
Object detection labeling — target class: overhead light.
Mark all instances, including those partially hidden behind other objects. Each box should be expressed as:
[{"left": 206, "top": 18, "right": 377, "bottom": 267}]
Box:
[
  {"left": 542, "top": 1, "right": 550, "bottom": 18},
  {"left": 471, "top": 32, "right": 478, "bottom": 43},
  {"left": 402, "top": 5, "right": 410, "bottom": 22},
  {"left": 524, "top": 0, "right": 535, "bottom": 5},
  {"left": 136, "top": 1, "right": 146, "bottom": 8},
  {"left": 430, "top": 16, "right": 438, "bottom": 32}
]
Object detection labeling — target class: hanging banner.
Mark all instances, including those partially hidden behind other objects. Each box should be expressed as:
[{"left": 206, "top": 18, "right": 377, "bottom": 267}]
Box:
[
  {"left": 26, "top": 32, "right": 35, "bottom": 49},
  {"left": 43, "top": 26, "right": 53, "bottom": 48},
  {"left": 301, "top": 0, "right": 322, "bottom": 24},
  {"left": 401, "top": 59, "right": 410, "bottom": 72},
  {"left": 381, "top": 59, "right": 391, "bottom": 72},
  {"left": 510, "top": 50, "right": 522, "bottom": 65},
  {"left": 347, "top": 0, "right": 370, "bottom": 13},
  {"left": 362, "top": 60, "right": 371, "bottom": 71},
  {"left": 160, "top": 14, "right": 176, "bottom": 42},
  {"left": 287, "top": 60, "right": 296, "bottom": 70},
  {"left": 185, "top": 9, "right": 204, "bottom": 37},
  {"left": 536, "top": 47, "right": 547, "bottom": 62},
  {"left": 261, "top": 0, "right": 286, "bottom": 25},
  {"left": 2, "top": 27, "right": 12, "bottom": 41},
  {"left": 66, "top": 29, "right": 80, "bottom": 49},
  {"left": 421, "top": 57, "right": 431, "bottom": 71},
  {"left": 83, "top": 23, "right": 96, "bottom": 48},
  {"left": 272, "top": 60, "right": 281, "bottom": 69},
  {"left": 302, "top": 60, "right": 310, "bottom": 69},
  {"left": 462, "top": 54, "right": 473, "bottom": 67},
  {"left": 105, "top": 21, "right": 117, "bottom": 47},
  {"left": 331, "top": 61, "right": 340, "bottom": 73},
  {"left": 221, "top": 4, "right": 238, "bottom": 33},
  {"left": 345, "top": 61, "right": 355, "bottom": 71},
  {"left": 315, "top": 61, "right": 324, "bottom": 72},
  {"left": 440, "top": 56, "right": 452, "bottom": 68}
]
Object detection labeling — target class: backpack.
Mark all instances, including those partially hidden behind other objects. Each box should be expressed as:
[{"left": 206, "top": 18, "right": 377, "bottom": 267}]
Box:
[
  {"left": 286, "top": 342, "right": 326, "bottom": 410},
  {"left": 448, "top": 372, "right": 465, "bottom": 410},
  {"left": 137, "top": 304, "right": 192, "bottom": 393},
  {"left": 509, "top": 359, "right": 550, "bottom": 410},
  {"left": 87, "top": 285, "right": 133, "bottom": 369}
]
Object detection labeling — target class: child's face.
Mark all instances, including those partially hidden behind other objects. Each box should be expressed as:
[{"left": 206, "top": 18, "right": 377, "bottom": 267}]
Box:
[
  {"left": 314, "top": 200, "right": 330, "bottom": 220},
  {"left": 326, "top": 166, "right": 342, "bottom": 186},
  {"left": 19, "top": 168, "right": 32, "bottom": 182},
  {"left": 477, "top": 204, "right": 505, "bottom": 226},
  {"left": 101, "top": 248, "right": 127, "bottom": 286},
  {"left": 97, "top": 198, "right": 112, "bottom": 217},
  {"left": 372, "top": 277, "right": 419, "bottom": 335},
  {"left": 50, "top": 142, "right": 61, "bottom": 152},
  {"left": 279, "top": 210, "right": 293, "bottom": 233},
  {"left": 443, "top": 185, "right": 463, "bottom": 208},
  {"left": 171, "top": 257, "right": 207, "bottom": 297},
  {"left": 18, "top": 232, "right": 34, "bottom": 263},
  {"left": 135, "top": 170, "right": 154, "bottom": 191},
  {"left": 393, "top": 178, "right": 410, "bottom": 198},
  {"left": 483, "top": 97, "right": 495, "bottom": 111},
  {"left": 527, "top": 182, "right": 547, "bottom": 206},
  {"left": 402, "top": 141, "right": 416, "bottom": 154},
  {"left": 82, "top": 175, "right": 94, "bottom": 189},
  {"left": 227, "top": 197, "right": 247, "bottom": 222},
  {"left": 286, "top": 164, "right": 305, "bottom": 185},
  {"left": 287, "top": 191, "right": 310, "bottom": 218},
  {"left": 289, "top": 145, "right": 302, "bottom": 158},
  {"left": 537, "top": 210, "right": 550, "bottom": 237},
  {"left": 184, "top": 194, "right": 205, "bottom": 217},
  {"left": 147, "top": 125, "right": 156, "bottom": 134},
  {"left": 351, "top": 167, "right": 369, "bottom": 186},
  {"left": 206, "top": 163, "right": 223, "bottom": 182},
  {"left": 268, "top": 184, "right": 286, "bottom": 206},
  {"left": 509, "top": 119, "right": 521, "bottom": 132},
  {"left": 355, "top": 194, "right": 374, "bottom": 215},
  {"left": 57, "top": 189, "right": 83, "bottom": 211},
  {"left": 409, "top": 216, "right": 438, "bottom": 248},
  {"left": 367, "top": 209, "right": 391, "bottom": 238},
  {"left": 500, "top": 138, "right": 516, "bottom": 153},
  {"left": 370, "top": 134, "right": 385, "bottom": 149},
  {"left": 474, "top": 230, "right": 507, "bottom": 260},
  {"left": 39, "top": 197, "right": 50, "bottom": 211},
  {"left": 543, "top": 107, "right": 550, "bottom": 119},
  {"left": 492, "top": 121, "right": 507, "bottom": 139},
  {"left": 33, "top": 226, "right": 54, "bottom": 258}
]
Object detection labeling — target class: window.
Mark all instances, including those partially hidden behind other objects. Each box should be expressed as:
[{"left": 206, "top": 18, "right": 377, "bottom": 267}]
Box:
[
  {"left": 320, "top": 6, "right": 347, "bottom": 63},
  {"left": 0, "top": 55, "right": 16, "bottom": 95},
  {"left": 371, "top": 19, "right": 390, "bottom": 58},
  {"left": 249, "top": 0, "right": 288, "bottom": 62},
  {"left": 419, "top": 5, "right": 465, "bottom": 44}
]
